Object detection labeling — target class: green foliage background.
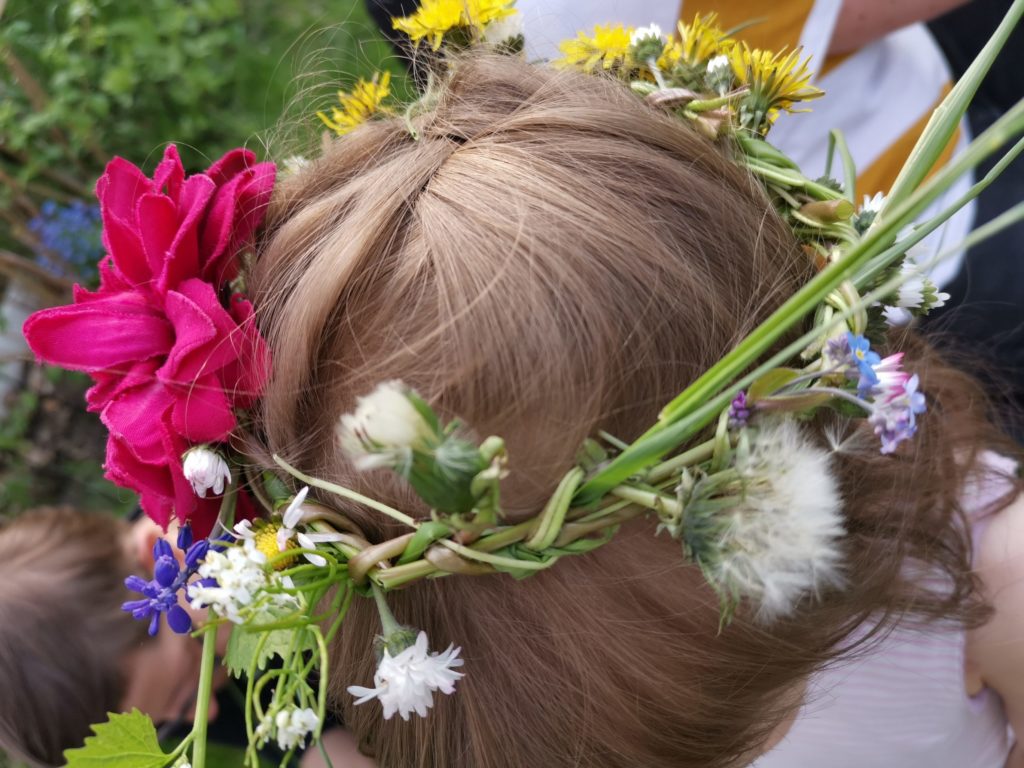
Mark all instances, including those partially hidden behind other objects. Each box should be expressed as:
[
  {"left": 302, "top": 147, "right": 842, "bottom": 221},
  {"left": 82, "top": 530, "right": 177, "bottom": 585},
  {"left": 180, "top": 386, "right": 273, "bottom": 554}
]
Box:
[{"left": 0, "top": 1, "right": 398, "bottom": 763}]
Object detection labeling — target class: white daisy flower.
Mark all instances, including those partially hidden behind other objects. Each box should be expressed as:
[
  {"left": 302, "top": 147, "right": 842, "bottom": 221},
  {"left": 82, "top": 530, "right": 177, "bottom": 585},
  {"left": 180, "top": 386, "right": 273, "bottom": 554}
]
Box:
[
  {"left": 182, "top": 446, "right": 231, "bottom": 498},
  {"left": 347, "top": 631, "right": 464, "bottom": 721},
  {"left": 338, "top": 380, "right": 434, "bottom": 471},
  {"left": 275, "top": 487, "right": 344, "bottom": 567}
]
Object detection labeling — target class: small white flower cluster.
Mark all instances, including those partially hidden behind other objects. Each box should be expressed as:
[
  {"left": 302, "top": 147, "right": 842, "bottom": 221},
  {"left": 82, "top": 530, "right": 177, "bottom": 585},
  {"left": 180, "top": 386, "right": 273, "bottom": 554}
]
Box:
[
  {"left": 338, "top": 380, "right": 434, "bottom": 471},
  {"left": 709, "top": 420, "right": 846, "bottom": 619},
  {"left": 882, "top": 251, "right": 950, "bottom": 326},
  {"left": 182, "top": 446, "right": 231, "bottom": 498},
  {"left": 256, "top": 707, "right": 320, "bottom": 752},
  {"left": 348, "top": 631, "right": 464, "bottom": 721},
  {"left": 187, "top": 539, "right": 298, "bottom": 624}
]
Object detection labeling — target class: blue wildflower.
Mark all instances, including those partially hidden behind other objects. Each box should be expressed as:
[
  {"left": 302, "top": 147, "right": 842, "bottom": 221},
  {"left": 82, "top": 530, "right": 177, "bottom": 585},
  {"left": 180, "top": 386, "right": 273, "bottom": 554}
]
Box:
[
  {"left": 122, "top": 535, "right": 213, "bottom": 635},
  {"left": 27, "top": 199, "right": 103, "bottom": 280},
  {"left": 846, "top": 333, "right": 881, "bottom": 394}
]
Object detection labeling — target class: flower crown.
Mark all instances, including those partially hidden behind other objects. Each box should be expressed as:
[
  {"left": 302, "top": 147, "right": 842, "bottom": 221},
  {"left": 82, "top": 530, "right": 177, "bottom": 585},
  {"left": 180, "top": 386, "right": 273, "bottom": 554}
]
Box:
[{"left": 30, "top": 2, "right": 1024, "bottom": 766}]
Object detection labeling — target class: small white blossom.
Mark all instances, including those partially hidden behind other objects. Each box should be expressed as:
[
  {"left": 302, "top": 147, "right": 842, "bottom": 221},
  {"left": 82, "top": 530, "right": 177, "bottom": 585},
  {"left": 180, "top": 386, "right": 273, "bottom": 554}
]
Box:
[
  {"left": 630, "top": 24, "right": 664, "bottom": 46},
  {"left": 882, "top": 255, "right": 950, "bottom": 324},
  {"left": 276, "top": 487, "right": 344, "bottom": 567},
  {"left": 882, "top": 305, "right": 914, "bottom": 327},
  {"left": 187, "top": 539, "right": 297, "bottom": 623},
  {"left": 338, "top": 380, "right": 434, "bottom": 470},
  {"left": 860, "top": 192, "right": 886, "bottom": 214},
  {"left": 483, "top": 12, "right": 523, "bottom": 44},
  {"left": 708, "top": 421, "right": 845, "bottom": 620},
  {"left": 274, "top": 707, "right": 320, "bottom": 751},
  {"left": 182, "top": 446, "right": 231, "bottom": 498},
  {"left": 707, "top": 54, "right": 731, "bottom": 79},
  {"left": 281, "top": 155, "right": 310, "bottom": 178},
  {"left": 348, "top": 631, "right": 464, "bottom": 721}
]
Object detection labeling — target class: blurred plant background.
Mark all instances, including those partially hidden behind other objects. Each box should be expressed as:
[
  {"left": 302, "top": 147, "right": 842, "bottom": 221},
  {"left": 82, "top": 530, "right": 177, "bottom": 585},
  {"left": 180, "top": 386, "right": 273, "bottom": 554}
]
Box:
[
  {"left": 0, "top": 0, "right": 404, "bottom": 520},
  {"left": 0, "top": 1, "right": 400, "bottom": 762}
]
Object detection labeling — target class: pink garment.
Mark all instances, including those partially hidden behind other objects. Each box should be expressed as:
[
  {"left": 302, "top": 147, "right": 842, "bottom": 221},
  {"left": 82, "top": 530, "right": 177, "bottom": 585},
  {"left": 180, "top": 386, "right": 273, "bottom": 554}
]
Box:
[{"left": 752, "top": 454, "right": 1017, "bottom": 768}]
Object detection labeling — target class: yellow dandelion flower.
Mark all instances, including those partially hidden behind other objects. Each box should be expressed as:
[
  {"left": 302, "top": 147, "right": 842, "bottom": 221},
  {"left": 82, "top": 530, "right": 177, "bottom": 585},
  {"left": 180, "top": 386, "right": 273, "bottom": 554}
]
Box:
[
  {"left": 729, "top": 44, "right": 824, "bottom": 131},
  {"left": 657, "top": 39, "right": 683, "bottom": 71},
  {"left": 317, "top": 72, "right": 392, "bottom": 137},
  {"left": 393, "top": 0, "right": 516, "bottom": 50},
  {"left": 676, "top": 13, "right": 733, "bottom": 67},
  {"left": 556, "top": 24, "right": 634, "bottom": 72}
]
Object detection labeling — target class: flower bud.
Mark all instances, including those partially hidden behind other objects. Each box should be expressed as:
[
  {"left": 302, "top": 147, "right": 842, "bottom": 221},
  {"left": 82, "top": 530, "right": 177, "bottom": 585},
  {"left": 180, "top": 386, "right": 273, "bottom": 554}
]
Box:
[{"left": 182, "top": 446, "right": 232, "bottom": 498}]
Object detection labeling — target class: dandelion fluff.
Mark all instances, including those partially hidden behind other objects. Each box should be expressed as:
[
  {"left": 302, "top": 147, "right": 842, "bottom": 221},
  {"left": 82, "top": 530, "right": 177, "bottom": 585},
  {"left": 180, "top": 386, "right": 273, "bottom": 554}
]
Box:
[{"left": 706, "top": 420, "right": 845, "bottom": 620}]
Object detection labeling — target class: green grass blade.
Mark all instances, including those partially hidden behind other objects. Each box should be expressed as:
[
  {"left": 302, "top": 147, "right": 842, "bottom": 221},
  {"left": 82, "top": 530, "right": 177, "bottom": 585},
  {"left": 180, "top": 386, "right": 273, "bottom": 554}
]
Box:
[{"left": 882, "top": 0, "right": 1024, "bottom": 212}]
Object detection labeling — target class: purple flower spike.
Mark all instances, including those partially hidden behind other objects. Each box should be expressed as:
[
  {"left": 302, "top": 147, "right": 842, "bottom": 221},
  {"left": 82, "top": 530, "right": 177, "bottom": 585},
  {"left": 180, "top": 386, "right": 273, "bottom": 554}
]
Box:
[
  {"left": 177, "top": 524, "right": 194, "bottom": 552},
  {"left": 728, "top": 390, "right": 751, "bottom": 429},
  {"left": 123, "top": 532, "right": 214, "bottom": 635},
  {"left": 166, "top": 605, "right": 193, "bottom": 634}
]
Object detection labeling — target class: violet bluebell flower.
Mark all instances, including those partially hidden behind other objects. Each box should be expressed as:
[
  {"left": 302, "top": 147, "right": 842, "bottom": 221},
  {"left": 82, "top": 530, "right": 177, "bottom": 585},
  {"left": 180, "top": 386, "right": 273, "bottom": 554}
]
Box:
[{"left": 122, "top": 535, "right": 213, "bottom": 635}]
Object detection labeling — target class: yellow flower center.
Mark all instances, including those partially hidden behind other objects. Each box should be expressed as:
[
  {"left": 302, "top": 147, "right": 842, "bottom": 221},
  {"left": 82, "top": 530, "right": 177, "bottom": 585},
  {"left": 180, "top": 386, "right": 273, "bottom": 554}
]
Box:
[{"left": 253, "top": 522, "right": 297, "bottom": 570}]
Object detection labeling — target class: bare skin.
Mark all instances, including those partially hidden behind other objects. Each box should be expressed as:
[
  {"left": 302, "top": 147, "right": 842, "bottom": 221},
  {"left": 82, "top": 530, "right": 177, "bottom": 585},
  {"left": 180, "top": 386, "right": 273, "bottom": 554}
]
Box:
[
  {"left": 968, "top": 492, "right": 1024, "bottom": 768},
  {"left": 829, "top": 0, "right": 973, "bottom": 54}
]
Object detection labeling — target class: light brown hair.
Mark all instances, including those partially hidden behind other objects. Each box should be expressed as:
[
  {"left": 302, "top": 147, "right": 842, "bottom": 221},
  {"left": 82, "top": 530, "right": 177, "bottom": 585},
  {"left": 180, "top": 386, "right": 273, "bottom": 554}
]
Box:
[
  {"left": 0, "top": 507, "right": 138, "bottom": 767},
  {"left": 249, "top": 53, "right": 1020, "bottom": 767}
]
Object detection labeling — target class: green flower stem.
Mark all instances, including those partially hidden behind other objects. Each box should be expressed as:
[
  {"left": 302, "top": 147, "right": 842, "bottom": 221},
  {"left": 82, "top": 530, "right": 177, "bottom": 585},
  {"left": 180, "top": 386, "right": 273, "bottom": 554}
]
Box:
[
  {"left": 825, "top": 129, "right": 858, "bottom": 201},
  {"left": 274, "top": 455, "right": 417, "bottom": 528},
  {"left": 883, "top": 0, "right": 1024, "bottom": 212},
  {"left": 609, "top": 486, "right": 682, "bottom": 517},
  {"left": 190, "top": 621, "right": 219, "bottom": 768},
  {"left": 645, "top": 438, "right": 716, "bottom": 483},
  {"left": 244, "top": 631, "right": 273, "bottom": 763},
  {"left": 577, "top": 97, "right": 1024, "bottom": 504},
  {"left": 854, "top": 133, "right": 1024, "bottom": 289},
  {"left": 372, "top": 582, "right": 403, "bottom": 638}
]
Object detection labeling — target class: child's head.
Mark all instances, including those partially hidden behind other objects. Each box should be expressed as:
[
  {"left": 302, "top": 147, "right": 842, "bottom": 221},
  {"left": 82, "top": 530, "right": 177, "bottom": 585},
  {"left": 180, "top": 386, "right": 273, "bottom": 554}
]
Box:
[
  {"left": 250, "top": 54, "right": 1000, "bottom": 766},
  {"left": 0, "top": 508, "right": 208, "bottom": 766},
  {"left": 0, "top": 507, "right": 138, "bottom": 765}
]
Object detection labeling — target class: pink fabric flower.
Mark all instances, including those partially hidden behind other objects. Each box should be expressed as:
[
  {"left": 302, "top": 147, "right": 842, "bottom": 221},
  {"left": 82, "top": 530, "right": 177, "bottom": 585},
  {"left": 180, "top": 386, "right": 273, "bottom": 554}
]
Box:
[{"left": 23, "top": 145, "right": 275, "bottom": 536}]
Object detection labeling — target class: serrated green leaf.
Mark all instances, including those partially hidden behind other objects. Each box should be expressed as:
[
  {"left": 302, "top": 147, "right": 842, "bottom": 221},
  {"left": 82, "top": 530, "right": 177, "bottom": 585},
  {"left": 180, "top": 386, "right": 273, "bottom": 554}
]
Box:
[
  {"left": 224, "top": 625, "right": 310, "bottom": 678},
  {"left": 63, "top": 709, "right": 170, "bottom": 768}
]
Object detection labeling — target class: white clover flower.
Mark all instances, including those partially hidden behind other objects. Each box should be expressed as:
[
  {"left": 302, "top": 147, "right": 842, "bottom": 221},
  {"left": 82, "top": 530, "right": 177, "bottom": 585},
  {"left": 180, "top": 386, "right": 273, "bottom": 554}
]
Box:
[
  {"left": 274, "top": 707, "right": 320, "bottom": 751},
  {"left": 275, "top": 487, "right": 344, "bottom": 567},
  {"left": 630, "top": 24, "right": 665, "bottom": 46},
  {"left": 338, "top": 380, "right": 434, "bottom": 471},
  {"left": 182, "top": 446, "right": 231, "bottom": 498},
  {"left": 187, "top": 539, "right": 297, "bottom": 624},
  {"left": 348, "top": 631, "right": 464, "bottom": 721},
  {"left": 483, "top": 12, "right": 523, "bottom": 45},
  {"left": 703, "top": 421, "right": 845, "bottom": 620}
]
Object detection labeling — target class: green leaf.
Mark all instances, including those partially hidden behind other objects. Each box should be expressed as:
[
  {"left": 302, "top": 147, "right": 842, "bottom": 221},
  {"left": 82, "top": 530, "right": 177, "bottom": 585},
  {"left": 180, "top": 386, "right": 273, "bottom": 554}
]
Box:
[
  {"left": 224, "top": 625, "right": 311, "bottom": 678},
  {"left": 397, "top": 520, "right": 451, "bottom": 565},
  {"left": 63, "top": 709, "right": 171, "bottom": 768},
  {"left": 746, "top": 368, "right": 801, "bottom": 402}
]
